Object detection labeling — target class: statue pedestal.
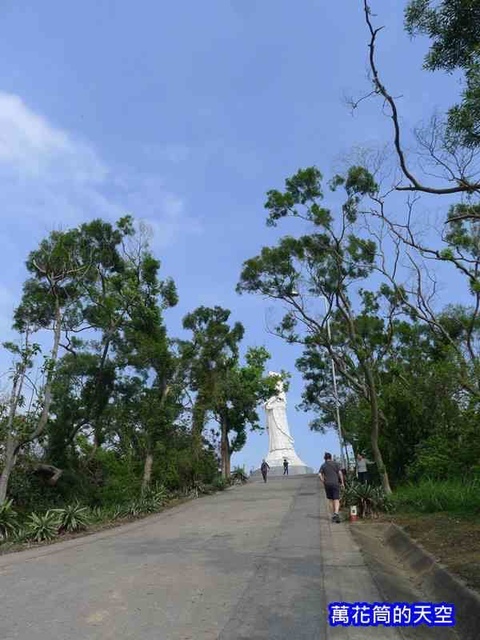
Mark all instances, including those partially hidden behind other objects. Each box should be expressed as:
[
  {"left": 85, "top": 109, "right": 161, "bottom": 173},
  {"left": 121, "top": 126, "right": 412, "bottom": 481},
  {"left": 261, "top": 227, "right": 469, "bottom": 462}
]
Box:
[
  {"left": 265, "top": 448, "right": 307, "bottom": 468},
  {"left": 251, "top": 464, "right": 314, "bottom": 477}
]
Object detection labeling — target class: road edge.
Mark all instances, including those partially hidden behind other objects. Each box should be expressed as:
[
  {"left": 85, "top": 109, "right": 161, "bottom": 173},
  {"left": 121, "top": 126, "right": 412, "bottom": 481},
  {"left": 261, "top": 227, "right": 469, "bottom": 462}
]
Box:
[{"left": 383, "top": 523, "right": 480, "bottom": 640}]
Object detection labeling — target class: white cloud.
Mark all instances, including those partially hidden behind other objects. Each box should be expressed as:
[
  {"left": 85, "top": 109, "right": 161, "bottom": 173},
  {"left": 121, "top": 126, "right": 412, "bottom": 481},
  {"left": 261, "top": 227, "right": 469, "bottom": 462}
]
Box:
[
  {"left": 0, "top": 91, "right": 198, "bottom": 247},
  {"left": 0, "top": 93, "right": 106, "bottom": 183}
]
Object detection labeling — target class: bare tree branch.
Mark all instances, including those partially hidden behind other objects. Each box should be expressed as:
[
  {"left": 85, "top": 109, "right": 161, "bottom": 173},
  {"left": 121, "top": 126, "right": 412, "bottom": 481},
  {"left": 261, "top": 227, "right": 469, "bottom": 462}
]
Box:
[{"left": 363, "top": 0, "right": 480, "bottom": 200}]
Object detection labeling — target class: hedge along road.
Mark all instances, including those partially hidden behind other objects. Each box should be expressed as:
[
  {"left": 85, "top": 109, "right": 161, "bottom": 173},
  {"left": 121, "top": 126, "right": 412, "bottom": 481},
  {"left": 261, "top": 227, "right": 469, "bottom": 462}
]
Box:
[{"left": 0, "top": 476, "right": 407, "bottom": 640}]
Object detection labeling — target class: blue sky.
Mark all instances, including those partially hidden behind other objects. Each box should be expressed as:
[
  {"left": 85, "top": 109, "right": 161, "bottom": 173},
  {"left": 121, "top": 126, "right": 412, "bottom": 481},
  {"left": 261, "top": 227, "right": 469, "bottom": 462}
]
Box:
[{"left": 0, "top": 1, "right": 464, "bottom": 471}]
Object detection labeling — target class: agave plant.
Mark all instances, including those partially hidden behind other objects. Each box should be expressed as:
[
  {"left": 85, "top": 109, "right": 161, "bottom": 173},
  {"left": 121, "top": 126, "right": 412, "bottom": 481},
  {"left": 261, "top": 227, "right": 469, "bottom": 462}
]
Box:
[
  {"left": 354, "top": 483, "right": 378, "bottom": 518},
  {"left": 12, "top": 527, "right": 29, "bottom": 544},
  {"left": 199, "top": 484, "right": 215, "bottom": 495},
  {"left": 53, "top": 503, "right": 90, "bottom": 533},
  {"left": 89, "top": 506, "right": 107, "bottom": 523},
  {"left": 0, "top": 499, "right": 19, "bottom": 541},
  {"left": 340, "top": 480, "right": 390, "bottom": 518},
  {"left": 141, "top": 483, "right": 169, "bottom": 510},
  {"left": 127, "top": 500, "right": 144, "bottom": 517},
  {"left": 136, "top": 497, "right": 156, "bottom": 514},
  {"left": 340, "top": 482, "right": 359, "bottom": 509},
  {"left": 111, "top": 504, "right": 129, "bottom": 520},
  {"left": 231, "top": 468, "right": 248, "bottom": 485},
  {"left": 27, "top": 511, "right": 60, "bottom": 542}
]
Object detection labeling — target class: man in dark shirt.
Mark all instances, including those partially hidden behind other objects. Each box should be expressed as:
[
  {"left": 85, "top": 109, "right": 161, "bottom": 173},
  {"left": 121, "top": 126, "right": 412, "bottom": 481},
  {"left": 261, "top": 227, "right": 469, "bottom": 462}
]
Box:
[
  {"left": 260, "top": 459, "right": 270, "bottom": 483},
  {"left": 283, "top": 458, "right": 289, "bottom": 475},
  {"left": 319, "top": 452, "right": 344, "bottom": 523}
]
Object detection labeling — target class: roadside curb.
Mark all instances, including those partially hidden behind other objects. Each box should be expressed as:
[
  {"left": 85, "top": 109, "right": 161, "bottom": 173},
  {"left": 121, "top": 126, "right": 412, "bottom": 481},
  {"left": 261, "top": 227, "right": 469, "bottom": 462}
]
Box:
[{"left": 383, "top": 523, "right": 480, "bottom": 640}]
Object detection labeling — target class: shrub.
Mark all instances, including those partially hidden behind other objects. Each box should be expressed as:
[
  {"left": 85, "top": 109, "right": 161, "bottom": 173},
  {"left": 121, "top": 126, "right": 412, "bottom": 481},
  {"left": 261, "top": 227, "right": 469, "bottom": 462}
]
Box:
[
  {"left": 0, "top": 499, "right": 19, "bottom": 541},
  {"left": 91, "top": 449, "right": 142, "bottom": 506},
  {"left": 27, "top": 511, "right": 60, "bottom": 542},
  {"left": 212, "top": 477, "right": 227, "bottom": 491},
  {"left": 8, "top": 468, "right": 64, "bottom": 512},
  {"left": 407, "top": 436, "right": 459, "bottom": 481},
  {"left": 53, "top": 503, "right": 90, "bottom": 533}
]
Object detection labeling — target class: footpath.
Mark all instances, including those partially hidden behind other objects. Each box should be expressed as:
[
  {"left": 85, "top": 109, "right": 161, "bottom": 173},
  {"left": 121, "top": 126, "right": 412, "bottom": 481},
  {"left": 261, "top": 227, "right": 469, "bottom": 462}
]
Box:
[{"left": 0, "top": 476, "right": 460, "bottom": 639}]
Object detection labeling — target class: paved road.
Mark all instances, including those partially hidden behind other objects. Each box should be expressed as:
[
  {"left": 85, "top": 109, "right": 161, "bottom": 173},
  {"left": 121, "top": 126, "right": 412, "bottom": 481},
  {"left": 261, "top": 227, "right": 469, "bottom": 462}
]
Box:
[{"left": 0, "top": 476, "right": 403, "bottom": 640}]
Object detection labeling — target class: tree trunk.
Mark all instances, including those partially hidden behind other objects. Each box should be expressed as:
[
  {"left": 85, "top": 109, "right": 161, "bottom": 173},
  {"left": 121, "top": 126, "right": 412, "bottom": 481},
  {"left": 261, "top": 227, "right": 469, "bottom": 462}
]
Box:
[
  {"left": 0, "top": 436, "right": 18, "bottom": 503},
  {"left": 0, "top": 340, "right": 29, "bottom": 502},
  {"left": 365, "top": 368, "right": 392, "bottom": 494},
  {"left": 28, "top": 303, "right": 63, "bottom": 444},
  {"left": 192, "top": 395, "right": 207, "bottom": 464},
  {"left": 33, "top": 464, "right": 63, "bottom": 486},
  {"left": 0, "top": 304, "right": 63, "bottom": 501},
  {"left": 220, "top": 415, "right": 230, "bottom": 479},
  {"left": 225, "top": 446, "right": 231, "bottom": 478},
  {"left": 142, "top": 451, "right": 154, "bottom": 492}
]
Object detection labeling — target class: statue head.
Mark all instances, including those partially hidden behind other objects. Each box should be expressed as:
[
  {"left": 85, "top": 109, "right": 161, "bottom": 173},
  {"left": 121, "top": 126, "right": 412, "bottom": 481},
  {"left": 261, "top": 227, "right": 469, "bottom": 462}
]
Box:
[{"left": 268, "top": 371, "right": 285, "bottom": 395}]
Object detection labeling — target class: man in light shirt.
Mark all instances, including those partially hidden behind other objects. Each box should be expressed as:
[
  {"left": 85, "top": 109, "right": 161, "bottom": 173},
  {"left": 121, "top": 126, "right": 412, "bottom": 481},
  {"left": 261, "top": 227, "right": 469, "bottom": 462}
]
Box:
[{"left": 356, "top": 453, "right": 369, "bottom": 484}]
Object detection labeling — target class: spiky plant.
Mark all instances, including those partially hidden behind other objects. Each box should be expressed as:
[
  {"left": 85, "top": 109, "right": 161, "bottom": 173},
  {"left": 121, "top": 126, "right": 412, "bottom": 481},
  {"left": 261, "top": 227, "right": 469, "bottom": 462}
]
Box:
[
  {"left": 53, "top": 503, "right": 90, "bottom": 533},
  {"left": 27, "top": 511, "right": 60, "bottom": 542},
  {"left": 231, "top": 467, "right": 249, "bottom": 485},
  {"left": 0, "top": 499, "right": 19, "bottom": 542},
  {"left": 111, "top": 504, "right": 129, "bottom": 520},
  {"left": 141, "top": 483, "right": 169, "bottom": 510}
]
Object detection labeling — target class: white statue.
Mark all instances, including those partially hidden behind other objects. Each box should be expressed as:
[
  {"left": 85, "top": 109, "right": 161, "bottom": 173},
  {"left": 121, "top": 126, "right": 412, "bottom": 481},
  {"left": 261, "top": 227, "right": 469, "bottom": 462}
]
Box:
[{"left": 264, "top": 372, "right": 308, "bottom": 469}]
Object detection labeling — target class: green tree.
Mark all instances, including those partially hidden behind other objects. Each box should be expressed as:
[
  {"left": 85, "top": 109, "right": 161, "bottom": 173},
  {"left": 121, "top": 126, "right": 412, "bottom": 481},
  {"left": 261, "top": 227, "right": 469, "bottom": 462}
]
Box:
[
  {"left": 0, "top": 228, "right": 90, "bottom": 502},
  {"left": 0, "top": 333, "right": 41, "bottom": 501},
  {"left": 238, "top": 167, "right": 401, "bottom": 493},
  {"left": 337, "top": 319, "right": 472, "bottom": 485},
  {"left": 211, "top": 347, "right": 278, "bottom": 478},
  {"left": 181, "top": 306, "right": 244, "bottom": 464},
  {"left": 99, "top": 230, "right": 179, "bottom": 491},
  {"left": 405, "top": 0, "right": 480, "bottom": 149}
]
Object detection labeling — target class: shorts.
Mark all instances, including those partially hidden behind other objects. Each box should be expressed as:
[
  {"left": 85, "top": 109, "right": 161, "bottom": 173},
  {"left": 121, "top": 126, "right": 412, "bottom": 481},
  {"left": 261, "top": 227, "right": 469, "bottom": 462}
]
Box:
[{"left": 324, "top": 483, "right": 340, "bottom": 500}]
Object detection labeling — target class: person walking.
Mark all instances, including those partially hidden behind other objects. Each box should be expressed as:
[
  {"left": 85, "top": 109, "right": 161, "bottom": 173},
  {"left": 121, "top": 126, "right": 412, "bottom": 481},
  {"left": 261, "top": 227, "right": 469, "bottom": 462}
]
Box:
[
  {"left": 260, "top": 459, "right": 270, "bottom": 483},
  {"left": 283, "top": 458, "right": 289, "bottom": 476},
  {"left": 319, "top": 452, "right": 344, "bottom": 523},
  {"left": 356, "top": 453, "right": 368, "bottom": 484}
]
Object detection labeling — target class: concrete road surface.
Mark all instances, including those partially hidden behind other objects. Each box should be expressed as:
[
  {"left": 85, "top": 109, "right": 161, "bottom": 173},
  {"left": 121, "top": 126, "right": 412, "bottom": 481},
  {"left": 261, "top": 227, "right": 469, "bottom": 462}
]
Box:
[{"left": 0, "top": 476, "right": 406, "bottom": 639}]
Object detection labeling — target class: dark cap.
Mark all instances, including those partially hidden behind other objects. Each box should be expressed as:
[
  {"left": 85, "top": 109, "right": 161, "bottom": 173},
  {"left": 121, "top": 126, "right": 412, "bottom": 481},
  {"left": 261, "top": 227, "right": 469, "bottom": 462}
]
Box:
[{"left": 324, "top": 452, "right": 332, "bottom": 460}]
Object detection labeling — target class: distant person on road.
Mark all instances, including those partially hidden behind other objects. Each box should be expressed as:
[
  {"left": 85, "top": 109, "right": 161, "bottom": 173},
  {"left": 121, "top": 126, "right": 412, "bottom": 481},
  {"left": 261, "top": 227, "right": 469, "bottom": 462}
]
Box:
[
  {"left": 356, "top": 453, "right": 368, "bottom": 484},
  {"left": 283, "top": 458, "right": 289, "bottom": 476},
  {"left": 260, "top": 459, "right": 270, "bottom": 483},
  {"left": 319, "top": 452, "right": 344, "bottom": 523}
]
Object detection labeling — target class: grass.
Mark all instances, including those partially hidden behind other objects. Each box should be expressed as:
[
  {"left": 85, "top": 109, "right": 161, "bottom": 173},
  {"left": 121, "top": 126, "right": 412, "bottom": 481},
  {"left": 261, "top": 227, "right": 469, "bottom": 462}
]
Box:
[{"left": 390, "top": 478, "right": 480, "bottom": 515}]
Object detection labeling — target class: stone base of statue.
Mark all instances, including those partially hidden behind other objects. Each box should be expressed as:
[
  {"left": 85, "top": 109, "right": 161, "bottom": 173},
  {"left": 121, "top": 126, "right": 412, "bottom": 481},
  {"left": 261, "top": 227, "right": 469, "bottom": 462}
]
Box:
[
  {"left": 251, "top": 464, "right": 314, "bottom": 478},
  {"left": 265, "top": 448, "right": 308, "bottom": 469}
]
